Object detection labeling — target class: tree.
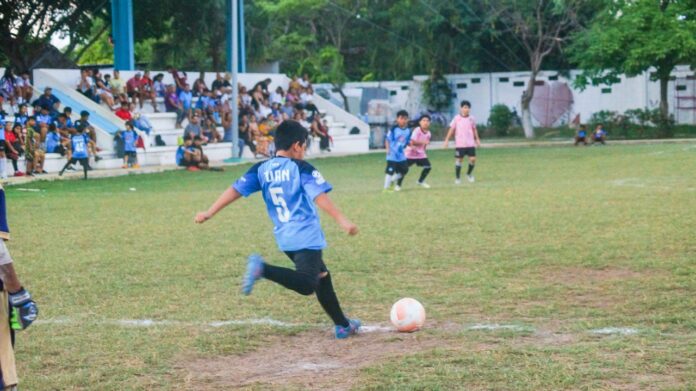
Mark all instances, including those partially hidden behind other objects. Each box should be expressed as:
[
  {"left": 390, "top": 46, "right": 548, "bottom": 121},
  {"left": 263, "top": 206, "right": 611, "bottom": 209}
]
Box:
[
  {"left": 0, "top": 0, "right": 107, "bottom": 71},
  {"left": 487, "top": 0, "right": 585, "bottom": 138},
  {"left": 571, "top": 0, "right": 696, "bottom": 127}
]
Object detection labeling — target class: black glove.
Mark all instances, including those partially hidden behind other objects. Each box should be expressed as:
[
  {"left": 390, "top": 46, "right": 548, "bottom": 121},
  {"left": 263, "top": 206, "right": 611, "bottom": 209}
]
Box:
[{"left": 9, "top": 288, "right": 38, "bottom": 330}]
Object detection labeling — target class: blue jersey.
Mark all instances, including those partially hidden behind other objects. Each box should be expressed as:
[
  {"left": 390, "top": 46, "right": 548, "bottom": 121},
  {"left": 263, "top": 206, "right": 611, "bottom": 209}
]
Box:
[
  {"left": 45, "top": 132, "right": 60, "bottom": 152},
  {"left": 233, "top": 157, "right": 333, "bottom": 251},
  {"left": 386, "top": 126, "right": 411, "bottom": 162},
  {"left": 71, "top": 134, "right": 90, "bottom": 159},
  {"left": 122, "top": 130, "right": 137, "bottom": 152},
  {"left": 578, "top": 130, "right": 587, "bottom": 138},
  {"left": 13, "top": 114, "right": 28, "bottom": 127},
  {"left": 175, "top": 146, "right": 185, "bottom": 166}
]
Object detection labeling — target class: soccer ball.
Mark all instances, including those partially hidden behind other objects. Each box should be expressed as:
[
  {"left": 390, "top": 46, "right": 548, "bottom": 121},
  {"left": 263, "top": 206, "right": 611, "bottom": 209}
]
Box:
[{"left": 390, "top": 298, "right": 426, "bottom": 332}]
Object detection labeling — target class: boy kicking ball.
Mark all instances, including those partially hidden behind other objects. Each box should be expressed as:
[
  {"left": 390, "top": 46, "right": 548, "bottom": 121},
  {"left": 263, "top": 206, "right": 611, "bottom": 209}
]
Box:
[
  {"left": 444, "top": 100, "right": 480, "bottom": 184},
  {"left": 195, "top": 120, "right": 361, "bottom": 339},
  {"left": 405, "top": 114, "right": 433, "bottom": 188}
]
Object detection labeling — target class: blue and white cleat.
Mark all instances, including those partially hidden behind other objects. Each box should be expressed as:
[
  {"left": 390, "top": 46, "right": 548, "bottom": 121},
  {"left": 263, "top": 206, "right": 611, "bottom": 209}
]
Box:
[
  {"left": 335, "top": 318, "right": 361, "bottom": 339},
  {"left": 242, "top": 254, "right": 265, "bottom": 295}
]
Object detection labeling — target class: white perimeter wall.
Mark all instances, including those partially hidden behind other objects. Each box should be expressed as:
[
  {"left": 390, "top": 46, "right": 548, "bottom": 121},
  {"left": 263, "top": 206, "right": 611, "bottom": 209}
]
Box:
[{"left": 317, "top": 65, "right": 695, "bottom": 126}]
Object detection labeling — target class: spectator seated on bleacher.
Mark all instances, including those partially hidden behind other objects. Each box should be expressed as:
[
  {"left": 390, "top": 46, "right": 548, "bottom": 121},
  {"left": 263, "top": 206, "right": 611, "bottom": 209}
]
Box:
[
  {"left": 201, "top": 117, "right": 221, "bottom": 144},
  {"left": 164, "top": 84, "right": 184, "bottom": 129},
  {"left": 17, "top": 73, "right": 33, "bottom": 105},
  {"left": 153, "top": 73, "right": 166, "bottom": 98},
  {"left": 76, "top": 69, "right": 96, "bottom": 101},
  {"left": 115, "top": 101, "right": 132, "bottom": 121},
  {"left": 184, "top": 113, "right": 203, "bottom": 139},
  {"left": 45, "top": 124, "right": 67, "bottom": 156},
  {"left": 93, "top": 70, "right": 116, "bottom": 110},
  {"left": 0, "top": 68, "right": 19, "bottom": 110},
  {"left": 575, "top": 125, "right": 588, "bottom": 146},
  {"left": 13, "top": 104, "right": 29, "bottom": 127},
  {"left": 32, "top": 87, "right": 60, "bottom": 113},
  {"left": 6, "top": 123, "right": 23, "bottom": 176}
]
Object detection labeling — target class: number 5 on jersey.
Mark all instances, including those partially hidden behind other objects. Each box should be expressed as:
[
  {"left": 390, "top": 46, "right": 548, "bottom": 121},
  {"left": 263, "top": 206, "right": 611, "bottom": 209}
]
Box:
[{"left": 270, "top": 187, "right": 290, "bottom": 223}]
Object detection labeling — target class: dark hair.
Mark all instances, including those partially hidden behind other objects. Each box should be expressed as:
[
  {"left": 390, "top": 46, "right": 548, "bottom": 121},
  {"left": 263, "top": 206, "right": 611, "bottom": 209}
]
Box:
[
  {"left": 40, "top": 104, "right": 49, "bottom": 111},
  {"left": 125, "top": 120, "right": 134, "bottom": 128},
  {"left": 460, "top": 100, "right": 471, "bottom": 108},
  {"left": 49, "top": 123, "right": 57, "bottom": 131},
  {"left": 579, "top": 124, "right": 586, "bottom": 129},
  {"left": 419, "top": 114, "right": 431, "bottom": 122},
  {"left": 58, "top": 113, "right": 67, "bottom": 119},
  {"left": 193, "top": 135, "right": 202, "bottom": 142},
  {"left": 183, "top": 134, "right": 192, "bottom": 142},
  {"left": 396, "top": 110, "right": 409, "bottom": 118},
  {"left": 27, "top": 116, "right": 36, "bottom": 122},
  {"left": 274, "top": 120, "right": 308, "bottom": 151},
  {"left": 80, "top": 110, "right": 90, "bottom": 117},
  {"left": 64, "top": 106, "right": 72, "bottom": 113}
]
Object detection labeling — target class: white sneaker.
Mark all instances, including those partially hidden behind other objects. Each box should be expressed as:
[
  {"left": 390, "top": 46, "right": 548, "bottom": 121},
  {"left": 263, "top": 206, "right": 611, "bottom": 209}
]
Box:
[
  {"left": 394, "top": 185, "right": 402, "bottom": 192},
  {"left": 455, "top": 179, "right": 462, "bottom": 185},
  {"left": 417, "top": 181, "right": 431, "bottom": 189},
  {"left": 467, "top": 175, "right": 475, "bottom": 183}
]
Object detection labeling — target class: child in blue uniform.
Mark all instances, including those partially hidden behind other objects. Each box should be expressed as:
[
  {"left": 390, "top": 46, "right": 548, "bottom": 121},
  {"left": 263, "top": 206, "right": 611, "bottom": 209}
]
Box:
[
  {"left": 58, "top": 124, "right": 92, "bottom": 179},
  {"left": 119, "top": 121, "right": 140, "bottom": 168},
  {"left": 383, "top": 110, "right": 411, "bottom": 192},
  {"left": 195, "top": 120, "right": 361, "bottom": 339}
]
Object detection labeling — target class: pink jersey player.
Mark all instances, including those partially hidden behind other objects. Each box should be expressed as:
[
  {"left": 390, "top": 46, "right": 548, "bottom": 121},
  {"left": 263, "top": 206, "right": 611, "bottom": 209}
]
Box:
[
  {"left": 404, "top": 115, "right": 433, "bottom": 188},
  {"left": 444, "top": 100, "right": 480, "bottom": 184}
]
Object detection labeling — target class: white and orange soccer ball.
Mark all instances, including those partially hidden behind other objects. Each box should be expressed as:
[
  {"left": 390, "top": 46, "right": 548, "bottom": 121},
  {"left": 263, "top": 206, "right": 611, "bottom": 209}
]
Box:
[{"left": 390, "top": 298, "right": 426, "bottom": 332}]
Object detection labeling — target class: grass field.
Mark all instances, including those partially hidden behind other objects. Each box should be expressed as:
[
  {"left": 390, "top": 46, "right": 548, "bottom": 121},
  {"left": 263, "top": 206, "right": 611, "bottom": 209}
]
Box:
[{"left": 7, "top": 143, "right": 696, "bottom": 390}]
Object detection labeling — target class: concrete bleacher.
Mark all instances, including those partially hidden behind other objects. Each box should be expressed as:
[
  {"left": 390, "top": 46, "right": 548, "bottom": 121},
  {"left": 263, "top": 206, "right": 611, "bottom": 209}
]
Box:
[{"left": 20, "top": 68, "right": 369, "bottom": 173}]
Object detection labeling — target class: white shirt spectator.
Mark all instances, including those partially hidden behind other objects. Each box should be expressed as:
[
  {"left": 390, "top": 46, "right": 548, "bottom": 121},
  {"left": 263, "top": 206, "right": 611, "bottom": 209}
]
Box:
[
  {"left": 300, "top": 91, "right": 314, "bottom": 104},
  {"left": 258, "top": 103, "right": 272, "bottom": 118},
  {"left": 270, "top": 91, "right": 284, "bottom": 105},
  {"left": 298, "top": 78, "right": 309, "bottom": 88}
]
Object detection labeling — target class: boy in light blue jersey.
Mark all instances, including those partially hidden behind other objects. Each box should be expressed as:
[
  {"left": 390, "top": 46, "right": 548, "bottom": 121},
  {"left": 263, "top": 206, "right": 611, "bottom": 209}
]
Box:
[
  {"left": 383, "top": 110, "right": 411, "bottom": 192},
  {"left": 195, "top": 120, "right": 361, "bottom": 339},
  {"left": 58, "top": 124, "right": 93, "bottom": 179}
]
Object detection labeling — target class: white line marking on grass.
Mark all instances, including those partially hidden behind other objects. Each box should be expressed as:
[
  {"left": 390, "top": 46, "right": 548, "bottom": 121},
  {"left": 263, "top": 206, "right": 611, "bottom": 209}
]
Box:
[
  {"left": 14, "top": 188, "right": 43, "bottom": 192},
  {"left": 467, "top": 323, "right": 534, "bottom": 332},
  {"left": 611, "top": 178, "right": 646, "bottom": 188},
  {"left": 36, "top": 318, "right": 308, "bottom": 328},
  {"left": 360, "top": 325, "right": 393, "bottom": 333},
  {"left": 589, "top": 327, "right": 639, "bottom": 336}
]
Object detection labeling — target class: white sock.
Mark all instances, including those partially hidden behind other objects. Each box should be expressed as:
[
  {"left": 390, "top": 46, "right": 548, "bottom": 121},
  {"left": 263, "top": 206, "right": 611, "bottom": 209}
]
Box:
[
  {"left": 384, "top": 174, "right": 392, "bottom": 189},
  {"left": 0, "top": 159, "right": 6, "bottom": 179}
]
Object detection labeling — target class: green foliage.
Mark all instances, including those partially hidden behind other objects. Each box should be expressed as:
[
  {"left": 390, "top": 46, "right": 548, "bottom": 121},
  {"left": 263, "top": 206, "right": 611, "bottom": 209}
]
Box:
[
  {"left": 488, "top": 104, "right": 514, "bottom": 136},
  {"left": 571, "top": 0, "right": 696, "bottom": 87},
  {"left": 422, "top": 71, "right": 453, "bottom": 112}
]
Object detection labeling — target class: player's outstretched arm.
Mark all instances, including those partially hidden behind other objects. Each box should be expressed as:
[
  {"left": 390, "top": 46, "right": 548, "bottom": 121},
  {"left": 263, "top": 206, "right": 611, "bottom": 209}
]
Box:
[
  {"left": 195, "top": 187, "right": 242, "bottom": 224},
  {"left": 443, "top": 127, "right": 454, "bottom": 148},
  {"left": 314, "top": 193, "right": 358, "bottom": 236}
]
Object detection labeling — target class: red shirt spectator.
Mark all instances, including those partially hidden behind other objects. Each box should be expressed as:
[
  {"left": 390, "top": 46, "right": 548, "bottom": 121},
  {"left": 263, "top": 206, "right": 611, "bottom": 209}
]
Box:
[
  {"left": 115, "top": 104, "right": 132, "bottom": 121},
  {"left": 126, "top": 73, "right": 142, "bottom": 95}
]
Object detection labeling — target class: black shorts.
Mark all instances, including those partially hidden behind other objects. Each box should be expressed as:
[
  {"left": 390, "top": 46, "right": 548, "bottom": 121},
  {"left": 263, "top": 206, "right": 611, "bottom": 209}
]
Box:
[
  {"left": 69, "top": 157, "right": 89, "bottom": 166},
  {"left": 284, "top": 249, "right": 328, "bottom": 276},
  {"left": 407, "top": 158, "right": 431, "bottom": 168},
  {"left": 455, "top": 147, "right": 476, "bottom": 158},
  {"left": 0, "top": 140, "right": 5, "bottom": 152},
  {"left": 124, "top": 151, "right": 137, "bottom": 157},
  {"left": 50, "top": 145, "right": 67, "bottom": 156},
  {"left": 127, "top": 91, "right": 138, "bottom": 98},
  {"left": 385, "top": 160, "right": 409, "bottom": 175}
]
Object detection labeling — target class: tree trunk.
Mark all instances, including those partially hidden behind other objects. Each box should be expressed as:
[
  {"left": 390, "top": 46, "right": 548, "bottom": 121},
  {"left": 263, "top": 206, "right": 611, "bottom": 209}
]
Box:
[
  {"left": 659, "top": 76, "right": 669, "bottom": 119},
  {"left": 335, "top": 83, "right": 350, "bottom": 112},
  {"left": 521, "top": 72, "right": 537, "bottom": 138}
]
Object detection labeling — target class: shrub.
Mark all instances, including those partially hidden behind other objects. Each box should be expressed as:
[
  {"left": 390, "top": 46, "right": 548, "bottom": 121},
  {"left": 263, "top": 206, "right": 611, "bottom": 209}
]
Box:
[{"left": 488, "top": 104, "right": 513, "bottom": 137}]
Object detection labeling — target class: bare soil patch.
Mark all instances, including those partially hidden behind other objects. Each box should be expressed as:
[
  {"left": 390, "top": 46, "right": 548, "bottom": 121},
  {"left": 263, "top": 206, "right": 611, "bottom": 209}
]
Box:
[{"left": 181, "top": 324, "right": 447, "bottom": 390}]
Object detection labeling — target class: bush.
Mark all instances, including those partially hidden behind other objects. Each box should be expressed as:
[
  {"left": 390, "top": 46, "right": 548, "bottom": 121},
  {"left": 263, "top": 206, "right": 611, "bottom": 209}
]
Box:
[{"left": 488, "top": 104, "right": 513, "bottom": 137}]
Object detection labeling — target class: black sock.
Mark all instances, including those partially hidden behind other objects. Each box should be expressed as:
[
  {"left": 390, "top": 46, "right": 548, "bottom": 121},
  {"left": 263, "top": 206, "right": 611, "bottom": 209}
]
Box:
[
  {"left": 11, "top": 159, "right": 17, "bottom": 172},
  {"left": 418, "top": 168, "right": 431, "bottom": 183},
  {"left": 397, "top": 175, "right": 404, "bottom": 186},
  {"left": 455, "top": 165, "right": 462, "bottom": 179},
  {"left": 467, "top": 163, "right": 475, "bottom": 175},
  {"left": 59, "top": 161, "right": 71, "bottom": 175},
  {"left": 262, "top": 263, "right": 317, "bottom": 295},
  {"left": 316, "top": 273, "right": 349, "bottom": 327},
  {"left": 83, "top": 163, "right": 88, "bottom": 179}
]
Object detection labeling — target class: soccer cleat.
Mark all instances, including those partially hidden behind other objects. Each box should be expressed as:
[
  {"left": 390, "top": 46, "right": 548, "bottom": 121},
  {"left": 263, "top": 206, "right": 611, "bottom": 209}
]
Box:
[
  {"left": 467, "top": 175, "right": 475, "bottom": 183},
  {"left": 394, "top": 185, "right": 401, "bottom": 192},
  {"left": 242, "top": 254, "right": 265, "bottom": 295},
  {"left": 417, "top": 181, "right": 431, "bottom": 189},
  {"left": 455, "top": 179, "right": 462, "bottom": 185},
  {"left": 335, "top": 318, "right": 361, "bottom": 339},
  {"left": 132, "top": 164, "right": 141, "bottom": 169}
]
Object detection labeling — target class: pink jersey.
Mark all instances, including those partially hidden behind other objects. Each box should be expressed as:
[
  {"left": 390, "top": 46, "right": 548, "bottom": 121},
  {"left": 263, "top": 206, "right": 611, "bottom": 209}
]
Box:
[
  {"left": 449, "top": 114, "right": 477, "bottom": 148},
  {"left": 405, "top": 127, "right": 431, "bottom": 159}
]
